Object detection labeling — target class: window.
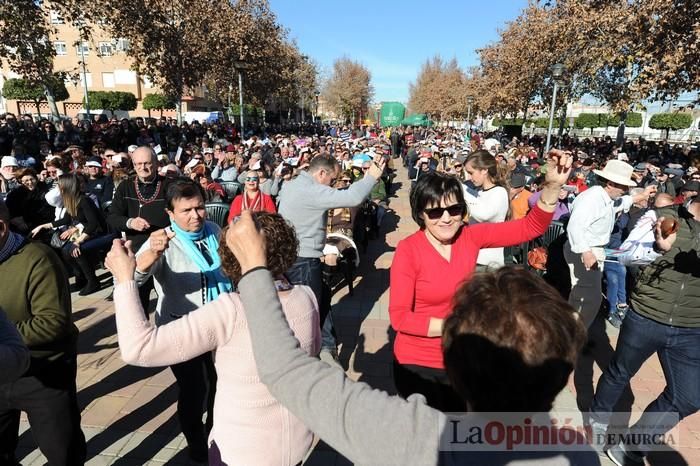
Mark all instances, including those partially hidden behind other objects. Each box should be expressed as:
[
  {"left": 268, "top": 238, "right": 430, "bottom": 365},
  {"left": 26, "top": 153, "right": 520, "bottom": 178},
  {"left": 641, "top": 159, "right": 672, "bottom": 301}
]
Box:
[
  {"left": 54, "top": 41, "right": 67, "bottom": 56},
  {"left": 49, "top": 10, "right": 64, "bottom": 24},
  {"left": 98, "top": 42, "right": 113, "bottom": 57},
  {"left": 102, "top": 72, "right": 115, "bottom": 88},
  {"left": 115, "top": 38, "right": 130, "bottom": 52},
  {"left": 114, "top": 69, "right": 136, "bottom": 85},
  {"left": 76, "top": 41, "right": 90, "bottom": 56}
]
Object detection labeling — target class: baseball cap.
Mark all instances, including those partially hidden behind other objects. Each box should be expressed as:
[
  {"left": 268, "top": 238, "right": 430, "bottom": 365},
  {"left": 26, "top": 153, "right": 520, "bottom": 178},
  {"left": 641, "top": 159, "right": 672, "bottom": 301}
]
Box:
[
  {"left": 1, "top": 156, "right": 18, "bottom": 168},
  {"left": 85, "top": 157, "right": 102, "bottom": 168}
]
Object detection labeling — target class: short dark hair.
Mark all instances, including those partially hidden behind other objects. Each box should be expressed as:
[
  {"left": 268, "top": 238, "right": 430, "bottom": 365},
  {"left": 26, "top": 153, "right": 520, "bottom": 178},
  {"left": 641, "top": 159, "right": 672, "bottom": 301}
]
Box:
[
  {"left": 165, "top": 178, "right": 205, "bottom": 211},
  {"left": 409, "top": 172, "right": 466, "bottom": 229},
  {"left": 308, "top": 155, "right": 338, "bottom": 174},
  {"left": 442, "top": 267, "right": 586, "bottom": 412},
  {"left": 218, "top": 212, "right": 298, "bottom": 284}
]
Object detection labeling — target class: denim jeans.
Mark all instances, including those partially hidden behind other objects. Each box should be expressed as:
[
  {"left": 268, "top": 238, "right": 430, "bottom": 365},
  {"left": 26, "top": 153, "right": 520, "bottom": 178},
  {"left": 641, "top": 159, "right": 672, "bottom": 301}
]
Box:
[
  {"left": 604, "top": 261, "right": 627, "bottom": 313},
  {"left": 590, "top": 309, "right": 700, "bottom": 453},
  {"left": 285, "top": 257, "right": 337, "bottom": 351}
]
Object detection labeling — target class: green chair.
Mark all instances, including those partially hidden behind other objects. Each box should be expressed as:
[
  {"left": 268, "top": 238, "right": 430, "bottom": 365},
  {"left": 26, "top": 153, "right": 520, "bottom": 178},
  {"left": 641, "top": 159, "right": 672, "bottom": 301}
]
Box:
[
  {"left": 219, "top": 181, "right": 241, "bottom": 201},
  {"left": 205, "top": 202, "right": 230, "bottom": 227}
]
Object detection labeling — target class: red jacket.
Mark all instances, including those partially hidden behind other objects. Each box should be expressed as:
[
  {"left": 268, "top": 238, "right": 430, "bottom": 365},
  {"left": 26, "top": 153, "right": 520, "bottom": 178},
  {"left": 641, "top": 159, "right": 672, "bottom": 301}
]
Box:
[
  {"left": 389, "top": 205, "right": 553, "bottom": 369},
  {"left": 227, "top": 191, "right": 276, "bottom": 223}
]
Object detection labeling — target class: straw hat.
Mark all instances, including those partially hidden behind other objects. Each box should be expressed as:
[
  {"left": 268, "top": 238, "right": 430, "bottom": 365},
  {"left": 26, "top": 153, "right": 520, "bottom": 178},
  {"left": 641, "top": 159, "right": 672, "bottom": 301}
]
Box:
[{"left": 593, "top": 160, "right": 637, "bottom": 187}]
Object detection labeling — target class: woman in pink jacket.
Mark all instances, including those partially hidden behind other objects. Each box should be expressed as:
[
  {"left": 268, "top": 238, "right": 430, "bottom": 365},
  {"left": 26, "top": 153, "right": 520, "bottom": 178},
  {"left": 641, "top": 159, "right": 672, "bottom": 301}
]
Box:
[{"left": 107, "top": 212, "right": 320, "bottom": 466}]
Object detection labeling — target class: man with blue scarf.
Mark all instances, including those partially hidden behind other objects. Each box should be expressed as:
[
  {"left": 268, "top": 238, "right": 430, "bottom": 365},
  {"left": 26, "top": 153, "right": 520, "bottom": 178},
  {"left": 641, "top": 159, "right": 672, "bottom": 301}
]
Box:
[{"left": 133, "top": 178, "right": 231, "bottom": 463}]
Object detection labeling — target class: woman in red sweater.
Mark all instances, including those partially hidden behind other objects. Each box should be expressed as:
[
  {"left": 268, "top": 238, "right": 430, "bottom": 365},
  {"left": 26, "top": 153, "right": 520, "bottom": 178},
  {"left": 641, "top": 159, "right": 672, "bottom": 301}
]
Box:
[
  {"left": 227, "top": 174, "right": 276, "bottom": 223},
  {"left": 389, "top": 150, "right": 573, "bottom": 411}
]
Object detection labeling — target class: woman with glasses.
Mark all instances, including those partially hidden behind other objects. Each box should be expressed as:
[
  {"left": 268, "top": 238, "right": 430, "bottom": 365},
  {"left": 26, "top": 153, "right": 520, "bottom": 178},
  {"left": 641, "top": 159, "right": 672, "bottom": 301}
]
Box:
[
  {"left": 226, "top": 173, "right": 276, "bottom": 223},
  {"left": 389, "top": 150, "right": 574, "bottom": 411}
]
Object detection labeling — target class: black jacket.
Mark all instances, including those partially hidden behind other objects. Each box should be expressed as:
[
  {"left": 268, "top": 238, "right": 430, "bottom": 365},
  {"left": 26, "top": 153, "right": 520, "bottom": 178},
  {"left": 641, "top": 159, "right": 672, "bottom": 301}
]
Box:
[{"left": 107, "top": 176, "right": 170, "bottom": 251}]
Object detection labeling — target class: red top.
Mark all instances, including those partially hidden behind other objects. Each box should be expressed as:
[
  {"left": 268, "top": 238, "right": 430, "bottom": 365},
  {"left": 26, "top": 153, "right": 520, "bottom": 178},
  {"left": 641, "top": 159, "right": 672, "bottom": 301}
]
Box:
[
  {"left": 227, "top": 191, "right": 277, "bottom": 223},
  {"left": 389, "top": 204, "right": 553, "bottom": 369}
]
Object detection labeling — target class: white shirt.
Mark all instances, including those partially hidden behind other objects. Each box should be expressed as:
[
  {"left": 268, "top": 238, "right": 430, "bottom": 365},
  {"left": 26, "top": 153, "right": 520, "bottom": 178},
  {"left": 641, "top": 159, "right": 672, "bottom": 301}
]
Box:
[
  {"left": 566, "top": 185, "right": 633, "bottom": 253},
  {"left": 463, "top": 184, "right": 509, "bottom": 266}
]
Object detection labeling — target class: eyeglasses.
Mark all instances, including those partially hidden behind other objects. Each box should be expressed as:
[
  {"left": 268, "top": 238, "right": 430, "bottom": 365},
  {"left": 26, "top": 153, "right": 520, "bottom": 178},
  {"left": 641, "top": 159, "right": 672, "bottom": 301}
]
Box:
[
  {"left": 246, "top": 177, "right": 259, "bottom": 182},
  {"left": 424, "top": 204, "right": 466, "bottom": 220},
  {"left": 453, "top": 164, "right": 462, "bottom": 168}
]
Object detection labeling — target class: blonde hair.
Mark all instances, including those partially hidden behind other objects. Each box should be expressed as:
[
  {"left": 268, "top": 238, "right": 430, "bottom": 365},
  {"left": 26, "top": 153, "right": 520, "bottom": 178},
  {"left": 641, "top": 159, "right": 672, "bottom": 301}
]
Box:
[{"left": 57, "top": 174, "right": 82, "bottom": 217}]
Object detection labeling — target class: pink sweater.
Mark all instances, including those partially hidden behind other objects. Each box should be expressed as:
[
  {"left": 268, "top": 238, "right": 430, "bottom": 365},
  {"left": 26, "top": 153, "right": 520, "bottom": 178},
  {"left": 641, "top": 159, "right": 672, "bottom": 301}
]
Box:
[{"left": 114, "top": 281, "right": 320, "bottom": 466}]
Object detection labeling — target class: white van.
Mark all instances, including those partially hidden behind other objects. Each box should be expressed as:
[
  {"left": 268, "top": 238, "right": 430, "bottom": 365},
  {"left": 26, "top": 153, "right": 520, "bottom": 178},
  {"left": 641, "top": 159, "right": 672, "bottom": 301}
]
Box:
[{"left": 183, "top": 111, "right": 224, "bottom": 124}]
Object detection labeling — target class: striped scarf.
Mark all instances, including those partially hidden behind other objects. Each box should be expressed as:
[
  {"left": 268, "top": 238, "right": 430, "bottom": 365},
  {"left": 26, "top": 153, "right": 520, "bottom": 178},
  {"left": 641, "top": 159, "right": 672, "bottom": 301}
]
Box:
[{"left": 0, "top": 232, "right": 25, "bottom": 264}]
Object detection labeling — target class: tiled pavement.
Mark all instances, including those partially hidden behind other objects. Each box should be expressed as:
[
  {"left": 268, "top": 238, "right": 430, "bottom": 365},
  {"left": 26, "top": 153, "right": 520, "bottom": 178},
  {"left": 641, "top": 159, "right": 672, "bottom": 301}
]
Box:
[{"left": 16, "top": 167, "right": 699, "bottom": 465}]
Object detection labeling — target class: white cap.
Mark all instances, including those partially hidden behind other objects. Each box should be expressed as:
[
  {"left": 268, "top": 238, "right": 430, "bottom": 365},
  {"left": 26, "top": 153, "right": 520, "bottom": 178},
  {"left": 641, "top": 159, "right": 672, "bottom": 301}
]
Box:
[
  {"left": 1, "top": 156, "right": 18, "bottom": 168},
  {"left": 85, "top": 160, "right": 102, "bottom": 168}
]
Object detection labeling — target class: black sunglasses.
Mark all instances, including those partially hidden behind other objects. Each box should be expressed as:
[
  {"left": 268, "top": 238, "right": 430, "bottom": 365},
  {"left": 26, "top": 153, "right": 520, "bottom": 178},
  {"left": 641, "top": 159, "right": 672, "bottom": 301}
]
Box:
[{"left": 424, "top": 204, "right": 466, "bottom": 220}]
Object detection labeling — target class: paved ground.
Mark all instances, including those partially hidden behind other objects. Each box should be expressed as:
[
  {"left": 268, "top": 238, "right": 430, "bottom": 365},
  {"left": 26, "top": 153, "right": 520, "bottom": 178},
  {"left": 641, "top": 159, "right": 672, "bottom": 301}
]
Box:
[{"left": 16, "top": 167, "right": 700, "bottom": 465}]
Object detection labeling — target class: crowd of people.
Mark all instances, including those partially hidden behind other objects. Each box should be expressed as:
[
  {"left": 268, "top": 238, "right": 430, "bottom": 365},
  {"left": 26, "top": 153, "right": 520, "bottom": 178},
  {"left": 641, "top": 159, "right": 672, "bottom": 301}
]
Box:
[{"left": 0, "top": 109, "right": 698, "bottom": 466}]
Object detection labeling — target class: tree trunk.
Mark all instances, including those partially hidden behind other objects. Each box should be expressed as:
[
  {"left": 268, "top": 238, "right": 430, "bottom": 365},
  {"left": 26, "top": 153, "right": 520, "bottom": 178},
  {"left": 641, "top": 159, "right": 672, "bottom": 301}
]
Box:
[
  {"left": 43, "top": 84, "right": 61, "bottom": 121},
  {"left": 35, "top": 100, "right": 42, "bottom": 118},
  {"left": 616, "top": 111, "right": 627, "bottom": 148},
  {"left": 176, "top": 98, "right": 183, "bottom": 124}
]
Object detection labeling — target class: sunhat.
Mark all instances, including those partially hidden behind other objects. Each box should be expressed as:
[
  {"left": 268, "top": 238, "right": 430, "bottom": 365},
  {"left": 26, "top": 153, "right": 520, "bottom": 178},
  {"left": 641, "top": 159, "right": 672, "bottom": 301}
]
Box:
[{"left": 593, "top": 160, "right": 637, "bottom": 187}]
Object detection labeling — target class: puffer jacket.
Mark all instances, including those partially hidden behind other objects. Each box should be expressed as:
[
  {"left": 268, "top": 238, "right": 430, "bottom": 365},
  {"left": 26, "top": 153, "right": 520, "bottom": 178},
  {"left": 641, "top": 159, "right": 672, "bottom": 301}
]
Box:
[{"left": 630, "top": 204, "right": 700, "bottom": 327}]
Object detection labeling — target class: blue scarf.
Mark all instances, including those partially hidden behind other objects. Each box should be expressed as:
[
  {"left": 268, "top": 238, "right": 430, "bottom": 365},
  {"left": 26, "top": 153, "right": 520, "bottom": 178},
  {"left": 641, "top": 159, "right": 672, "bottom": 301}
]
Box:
[
  {"left": 0, "top": 232, "right": 25, "bottom": 264},
  {"left": 170, "top": 220, "right": 232, "bottom": 301}
]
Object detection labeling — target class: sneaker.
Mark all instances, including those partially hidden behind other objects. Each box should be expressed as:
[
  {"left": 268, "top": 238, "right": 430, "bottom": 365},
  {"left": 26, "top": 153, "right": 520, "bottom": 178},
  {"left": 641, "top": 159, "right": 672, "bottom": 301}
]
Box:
[
  {"left": 607, "top": 312, "right": 623, "bottom": 329},
  {"left": 586, "top": 419, "right": 610, "bottom": 455},
  {"left": 606, "top": 442, "right": 645, "bottom": 466}
]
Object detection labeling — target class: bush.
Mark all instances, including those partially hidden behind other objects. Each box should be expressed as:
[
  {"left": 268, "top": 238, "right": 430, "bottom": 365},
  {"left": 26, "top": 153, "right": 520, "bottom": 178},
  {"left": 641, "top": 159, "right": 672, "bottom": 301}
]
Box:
[
  {"left": 86, "top": 91, "right": 137, "bottom": 112},
  {"left": 142, "top": 93, "right": 176, "bottom": 116},
  {"left": 649, "top": 112, "right": 693, "bottom": 139},
  {"left": 607, "top": 112, "right": 643, "bottom": 128},
  {"left": 575, "top": 113, "right": 605, "bottom": 130},
  {"left": 2, "top": 76, "right": 69, "bottom": 104},
  {"left": 492, "top": 117, "right": 526, "bottom": 127}
]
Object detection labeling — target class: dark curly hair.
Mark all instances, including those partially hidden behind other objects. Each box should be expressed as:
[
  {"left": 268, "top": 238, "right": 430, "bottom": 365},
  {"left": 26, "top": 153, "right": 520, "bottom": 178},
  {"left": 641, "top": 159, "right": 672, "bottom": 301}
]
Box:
[{"left": 218, "top": 212, "right": 299, "bottom": 284}]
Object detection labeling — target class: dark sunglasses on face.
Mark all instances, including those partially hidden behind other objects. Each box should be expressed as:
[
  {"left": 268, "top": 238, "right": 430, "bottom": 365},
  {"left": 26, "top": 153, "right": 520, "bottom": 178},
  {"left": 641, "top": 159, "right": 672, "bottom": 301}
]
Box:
[
  {"left": 424, "top": 204, "right": 466, "bottom": 220},
  {"left": 246, "top": 177, "right": 259, "bottom": 182}
]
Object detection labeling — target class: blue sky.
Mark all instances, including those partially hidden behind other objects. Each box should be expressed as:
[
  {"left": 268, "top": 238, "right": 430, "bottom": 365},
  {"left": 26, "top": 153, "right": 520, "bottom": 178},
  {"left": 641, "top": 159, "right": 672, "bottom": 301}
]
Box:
[{"left": 269, "top": 0, "right": 528, "bottom": 104}]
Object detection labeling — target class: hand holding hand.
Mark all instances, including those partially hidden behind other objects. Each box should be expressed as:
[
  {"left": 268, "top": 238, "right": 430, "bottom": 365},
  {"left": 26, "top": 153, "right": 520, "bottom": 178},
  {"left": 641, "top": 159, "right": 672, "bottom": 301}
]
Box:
[
  {"left": 225, "top": 211, "right": 266, "bottom": 276},
  {"left": 105, "top": 239, "right": 136, "bottom": 284}
]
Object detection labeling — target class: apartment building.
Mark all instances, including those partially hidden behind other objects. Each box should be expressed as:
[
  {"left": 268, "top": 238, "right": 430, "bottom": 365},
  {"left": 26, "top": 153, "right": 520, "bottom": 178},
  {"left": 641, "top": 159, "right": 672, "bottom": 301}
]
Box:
[{"left": 0, "top": 8, "right": 222, "bottom": 119}]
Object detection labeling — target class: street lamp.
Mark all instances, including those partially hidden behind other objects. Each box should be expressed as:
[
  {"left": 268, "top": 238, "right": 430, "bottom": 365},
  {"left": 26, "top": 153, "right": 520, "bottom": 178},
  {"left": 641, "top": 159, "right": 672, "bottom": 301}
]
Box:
[
  {"left": 466, "top": 95, "right": 474, "bottom": 133},
  {"left": 77, "top": 38, "right": 90, "bottom": 120},
  {"left": 234, "top": 60, "right": 252, "bottom": 139},
  {"left": 545, "top": 63, "right": 565, "bottom": 154},
  {"left": 314, "top": 91, "right": 320, "bottom": 123}
]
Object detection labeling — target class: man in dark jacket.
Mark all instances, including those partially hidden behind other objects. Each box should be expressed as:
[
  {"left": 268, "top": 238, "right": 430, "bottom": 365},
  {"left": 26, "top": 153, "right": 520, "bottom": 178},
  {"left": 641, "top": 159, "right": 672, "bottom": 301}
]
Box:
[
  {"left": 0, "top": 200, "right": 85, "bottom": 465},
  {"left": 85, "top": 156, "right": 115, "bottom": 208},
  {"left": 107, "top": 146, "right": 170, "bottom": 309},
  {"left": 589, "top": 199, "right": 700, "bottom": 465}
]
